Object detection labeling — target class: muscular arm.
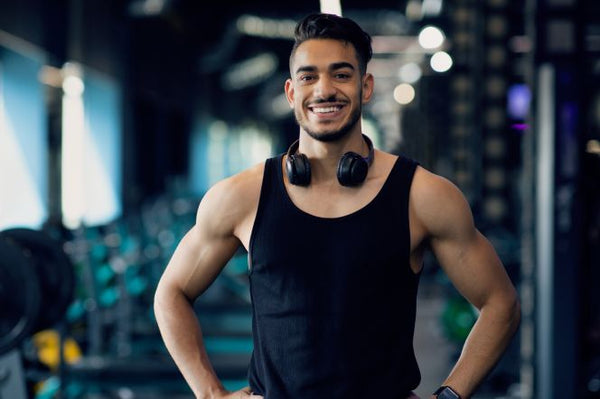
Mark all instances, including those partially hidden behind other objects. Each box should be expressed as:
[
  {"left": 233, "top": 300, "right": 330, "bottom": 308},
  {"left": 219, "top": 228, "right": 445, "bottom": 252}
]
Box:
[
  {"left": 153, "top": 168, "right": 261, "bottom": 399},
  {"left": 412, "top": 168, "right": 521, "bottom": 398}
]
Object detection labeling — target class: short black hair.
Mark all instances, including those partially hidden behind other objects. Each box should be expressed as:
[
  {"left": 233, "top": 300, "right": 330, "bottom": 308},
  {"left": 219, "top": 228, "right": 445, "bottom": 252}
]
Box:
[{"left": 290, "top": 13, "right": 373, "bottom": 75}]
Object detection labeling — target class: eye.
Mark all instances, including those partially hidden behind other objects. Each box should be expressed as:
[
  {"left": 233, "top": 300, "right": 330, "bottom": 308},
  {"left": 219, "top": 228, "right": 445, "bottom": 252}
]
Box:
[
  {"left": 334, "top": 72, "right": 351, "bottom": 80},
  {"left": 298, "top": 74, "right": 315, "bottom": 82}
]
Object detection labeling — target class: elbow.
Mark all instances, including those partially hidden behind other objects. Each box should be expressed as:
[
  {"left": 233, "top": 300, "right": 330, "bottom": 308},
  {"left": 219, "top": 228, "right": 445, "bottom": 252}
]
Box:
[
  {"left": 483, "top": 289, "right": 521, "bottom": 335},
  {"left": 153, "top": 279, "right": 179, "bottom": 321},
  {"left": 153, "top": 280, "right": 168, "bottom": 322},
  {"left": 153, "top": 279, "right": 193, "bottom": 322}
]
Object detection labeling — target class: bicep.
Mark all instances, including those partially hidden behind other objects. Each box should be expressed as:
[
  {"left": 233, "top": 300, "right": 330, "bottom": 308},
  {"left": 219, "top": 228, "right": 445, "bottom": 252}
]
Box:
[
  {"left": 431, "top": 229, "right": 512, "bottom": 310},
  {"left": 158, "top": 224, "right": 240, "bottom": 301},
  {"left": 418, "top": 174, "right": 515, "bottom": 309},
  {"left": 156, "top": 183, "right": 242, "bottom": 302}
]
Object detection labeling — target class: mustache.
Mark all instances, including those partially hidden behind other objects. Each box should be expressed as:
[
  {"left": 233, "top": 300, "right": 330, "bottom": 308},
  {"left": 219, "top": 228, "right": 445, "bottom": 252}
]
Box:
[{"left": 310, "top": 95, "right": 344, "bottom": 104}]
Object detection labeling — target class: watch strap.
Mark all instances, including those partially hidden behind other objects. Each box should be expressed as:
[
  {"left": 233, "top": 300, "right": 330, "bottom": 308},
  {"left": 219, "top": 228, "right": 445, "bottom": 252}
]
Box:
[{"left": 433, "top": 386, "right": 461, "bottom": 399}]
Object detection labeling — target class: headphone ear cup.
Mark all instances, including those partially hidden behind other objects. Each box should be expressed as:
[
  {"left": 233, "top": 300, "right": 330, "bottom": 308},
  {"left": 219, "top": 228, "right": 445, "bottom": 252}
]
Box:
[
  {"left": 286, "top": 153, "right": 311, "bottom": 186},
  {"left": 337, "top": 153, "right": 369, "bottom": 186}
]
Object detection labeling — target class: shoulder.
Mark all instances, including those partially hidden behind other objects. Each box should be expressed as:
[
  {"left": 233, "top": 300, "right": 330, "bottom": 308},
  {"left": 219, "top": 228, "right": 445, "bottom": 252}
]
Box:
[
  {"left": 195, "top": 161, "right": 266, "bottom": 235},
  {"left": 207, "top": 161, "right": 265, "bottom": 203},
  {"left": 410, "top": 165, "right": 475, "bottom": 239},
  {"left": 411, "top": 165, "right": 465, "bottom": 204}
]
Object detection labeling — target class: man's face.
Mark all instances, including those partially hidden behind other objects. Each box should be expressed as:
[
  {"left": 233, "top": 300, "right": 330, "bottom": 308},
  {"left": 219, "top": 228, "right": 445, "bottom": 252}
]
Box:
[{"left": 285, "top": 39, "right": 373, "bottom": 142}]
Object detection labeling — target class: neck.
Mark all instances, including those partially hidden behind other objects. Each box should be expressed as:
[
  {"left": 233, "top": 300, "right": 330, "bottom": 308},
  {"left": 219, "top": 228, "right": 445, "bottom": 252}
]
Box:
[{"left": 297, "top": 131, "right": 370, "bottom": 183}]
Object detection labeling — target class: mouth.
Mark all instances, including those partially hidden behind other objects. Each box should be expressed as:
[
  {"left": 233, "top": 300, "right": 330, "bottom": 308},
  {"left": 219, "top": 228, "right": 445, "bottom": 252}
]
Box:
[{"left": 307, "top": 103, "right": 346, "bottom": 117}]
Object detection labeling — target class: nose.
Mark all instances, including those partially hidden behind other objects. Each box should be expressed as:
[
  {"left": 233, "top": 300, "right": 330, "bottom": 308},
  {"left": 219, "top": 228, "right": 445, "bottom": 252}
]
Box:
[{"left": 314, "top": 76, "right": 336, "bottom": 100}]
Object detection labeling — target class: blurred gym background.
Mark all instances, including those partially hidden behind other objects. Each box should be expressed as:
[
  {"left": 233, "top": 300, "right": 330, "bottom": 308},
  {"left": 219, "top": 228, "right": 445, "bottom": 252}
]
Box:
[{"left": 0, "top": 0, "right": 598, "bottom": 398}]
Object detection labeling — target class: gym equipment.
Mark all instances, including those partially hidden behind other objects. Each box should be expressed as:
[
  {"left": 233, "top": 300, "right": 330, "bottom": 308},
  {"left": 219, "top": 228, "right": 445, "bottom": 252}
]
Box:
[
  {"left": 0, "top": 228, "right": 75, "bottom": 333},
  {"left": 441, "top": 293, "right": 478, "bottom": 344},
  {"left": 0, "top": 236, "right": 41, "bottom": 356},
  {"left": 32, "top": 330, "right": 82, "bottom": 371},
  {"left": 0, "top": 228, "right": 76, "bottom": 399}
]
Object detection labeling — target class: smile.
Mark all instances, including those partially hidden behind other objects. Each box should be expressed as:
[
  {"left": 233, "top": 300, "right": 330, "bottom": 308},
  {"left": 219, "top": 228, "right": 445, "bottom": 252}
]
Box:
[
  {"left": 307, "top": 102, "right": 347, "bottom": 117},
  {"left": 311, "top": 105, "right": 342, "bottom": 114}
]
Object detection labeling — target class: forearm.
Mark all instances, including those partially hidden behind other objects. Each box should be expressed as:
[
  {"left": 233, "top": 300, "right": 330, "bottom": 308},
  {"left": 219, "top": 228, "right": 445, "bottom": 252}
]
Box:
[
  {"left": 154, "top": 284, "right": 226, "bottom": 399},
  {"left": 439, "top": 297, "right": 520, "bottom": 398}
]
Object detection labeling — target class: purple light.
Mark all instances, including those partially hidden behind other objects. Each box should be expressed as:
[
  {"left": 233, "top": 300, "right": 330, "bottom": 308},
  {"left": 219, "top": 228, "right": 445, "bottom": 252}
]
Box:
[
  {"left": 511, "top": 122, "right": 529, "bottom": 132},
  {"left": 507, "top": 84, "right": 531, "bottom": 120}
]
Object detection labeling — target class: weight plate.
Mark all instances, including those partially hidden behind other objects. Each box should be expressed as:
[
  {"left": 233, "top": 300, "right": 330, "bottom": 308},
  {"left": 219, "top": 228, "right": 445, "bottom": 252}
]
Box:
[
  {"left": 0, "top": 228, "right": 76, "bottom": 332},
  {"left": 0, "top": 236, "right": 41, "bottom": 355}
]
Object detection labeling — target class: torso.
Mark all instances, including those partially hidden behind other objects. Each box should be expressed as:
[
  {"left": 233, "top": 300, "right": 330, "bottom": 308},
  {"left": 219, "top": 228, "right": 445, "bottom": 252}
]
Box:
[{"left": 246, "top": 151, "right": 423, "bottom": 396}]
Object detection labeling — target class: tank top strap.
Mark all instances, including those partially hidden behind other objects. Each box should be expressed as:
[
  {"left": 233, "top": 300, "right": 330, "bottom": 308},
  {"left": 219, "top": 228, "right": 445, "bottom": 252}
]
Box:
[
  {"left": 377, "top": 155, "right": 419, "bottom": 204},
  {"left": 249, "top": 154, "right": 285, "bottom": 259},
  {"left": 259, "top": 154, "right": 286, "bottom": 200}
]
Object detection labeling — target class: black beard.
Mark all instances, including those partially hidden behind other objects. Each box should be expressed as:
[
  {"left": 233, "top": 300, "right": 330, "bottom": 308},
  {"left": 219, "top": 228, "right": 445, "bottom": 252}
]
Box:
[{"left": 295, "top": 102, "right": 362, "bottom": 143}]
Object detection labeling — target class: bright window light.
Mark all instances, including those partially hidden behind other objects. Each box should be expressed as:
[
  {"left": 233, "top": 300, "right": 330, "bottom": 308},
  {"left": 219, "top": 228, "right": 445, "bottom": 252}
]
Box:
[
  {"left": 82, "top": 69, "right": 122, "bottom": 226},
  {"left": 63, "top": 75, "right": 84, "bottom": 96},
  {"left": 0, "top": 97, "right": 47, "bottom": 229},
  {"left": 61, "top": 62, "right": 122, "bottom": 228},
  {"left": 0, "top": 49, "right": 48, "bottom": 231},
  {"left": 61, "top": 64, "right": 86, "bottom": 229}
]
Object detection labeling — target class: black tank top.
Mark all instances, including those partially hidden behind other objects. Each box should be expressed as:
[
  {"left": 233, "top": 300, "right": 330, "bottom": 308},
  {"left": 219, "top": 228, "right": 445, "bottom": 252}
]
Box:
[{"left": 248, "top": 154, "right": 421, "bottom": 398}]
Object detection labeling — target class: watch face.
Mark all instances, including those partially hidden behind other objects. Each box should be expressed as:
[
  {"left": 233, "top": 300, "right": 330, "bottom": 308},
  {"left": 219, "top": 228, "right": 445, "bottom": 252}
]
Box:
[{"left": 435, "top": 387, "right": 461, "bottom": 399}]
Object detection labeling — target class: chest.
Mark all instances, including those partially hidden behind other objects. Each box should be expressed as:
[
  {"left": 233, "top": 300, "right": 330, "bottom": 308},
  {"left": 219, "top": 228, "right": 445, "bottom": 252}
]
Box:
[
  {"left": 248, "top": 206, "right": 416, "bottom": 318},
  {"left": 284, "top": 177, "right": 384, "bottom": 219},
  {"left": 250, "top": 193, "right": 409, "bottom": 277}
]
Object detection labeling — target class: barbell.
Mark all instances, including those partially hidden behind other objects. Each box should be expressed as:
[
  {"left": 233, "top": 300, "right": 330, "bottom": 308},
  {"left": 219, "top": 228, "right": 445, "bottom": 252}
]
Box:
[{"left": 0, "top": 228, "right": 75, "bottom": 355}]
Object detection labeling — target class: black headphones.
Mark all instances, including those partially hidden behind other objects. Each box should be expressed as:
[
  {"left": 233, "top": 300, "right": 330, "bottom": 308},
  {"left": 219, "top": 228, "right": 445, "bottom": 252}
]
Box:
[{"left": 285, "top": 134, "right": 375, "bottom": 187}]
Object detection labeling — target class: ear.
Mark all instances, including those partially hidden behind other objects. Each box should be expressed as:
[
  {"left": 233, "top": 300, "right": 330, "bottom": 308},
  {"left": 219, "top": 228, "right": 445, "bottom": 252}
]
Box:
[
  {"left": 361, "top": 73, "right": 374, "bottom": 104},
  {"left": 284, "top": 78, "right": 295, "bottom": 108}
]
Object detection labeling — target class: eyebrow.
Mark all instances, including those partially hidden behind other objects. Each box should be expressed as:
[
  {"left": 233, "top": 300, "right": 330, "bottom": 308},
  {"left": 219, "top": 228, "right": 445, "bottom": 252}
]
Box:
[{"left": 294, "top": 62, "right": 356, "bottom": 75}]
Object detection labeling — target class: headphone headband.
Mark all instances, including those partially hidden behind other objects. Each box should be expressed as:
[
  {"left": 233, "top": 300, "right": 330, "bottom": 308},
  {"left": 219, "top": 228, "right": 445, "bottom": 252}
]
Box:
[
  {"left": 286, "top": 134, "right": 375, "bottom": 187},
  {"left": 287, "top": 134, "right": 374, "bottom": 162},
  {"left": 360, "top": 134, "right": 375, "bottom": 166}
]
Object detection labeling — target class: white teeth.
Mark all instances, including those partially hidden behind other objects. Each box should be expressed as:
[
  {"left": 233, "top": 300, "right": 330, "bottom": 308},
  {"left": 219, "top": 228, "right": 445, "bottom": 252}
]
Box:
[{"left": 312, "top": 106, "right": 340, "bottom": 113}]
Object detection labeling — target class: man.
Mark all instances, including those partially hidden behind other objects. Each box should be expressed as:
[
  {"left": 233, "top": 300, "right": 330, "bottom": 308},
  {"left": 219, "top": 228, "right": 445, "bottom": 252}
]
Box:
[{"left": 154, "top": 13, "right": 520, "bottom": 399}]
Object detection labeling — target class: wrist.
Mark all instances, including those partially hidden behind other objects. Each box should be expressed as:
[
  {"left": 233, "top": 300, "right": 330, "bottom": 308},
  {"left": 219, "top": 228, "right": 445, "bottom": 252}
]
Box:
[
  {"left": 433, "top": 386, "right": 461, "bottom": 399},
  {"left": 197, "top": 385, "right": 228, "bottom": 399}
]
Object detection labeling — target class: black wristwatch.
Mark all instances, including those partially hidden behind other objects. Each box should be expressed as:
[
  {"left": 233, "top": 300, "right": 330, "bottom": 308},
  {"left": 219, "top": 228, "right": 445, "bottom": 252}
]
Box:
[{"left": 433, "top": 386, "right": 461, "bottom": 399}]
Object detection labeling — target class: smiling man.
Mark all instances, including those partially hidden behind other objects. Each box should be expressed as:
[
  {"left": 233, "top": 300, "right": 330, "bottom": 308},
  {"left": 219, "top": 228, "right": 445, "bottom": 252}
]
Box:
[{"left": 153, "top": 13, "right": 520, "bottom": 399}]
